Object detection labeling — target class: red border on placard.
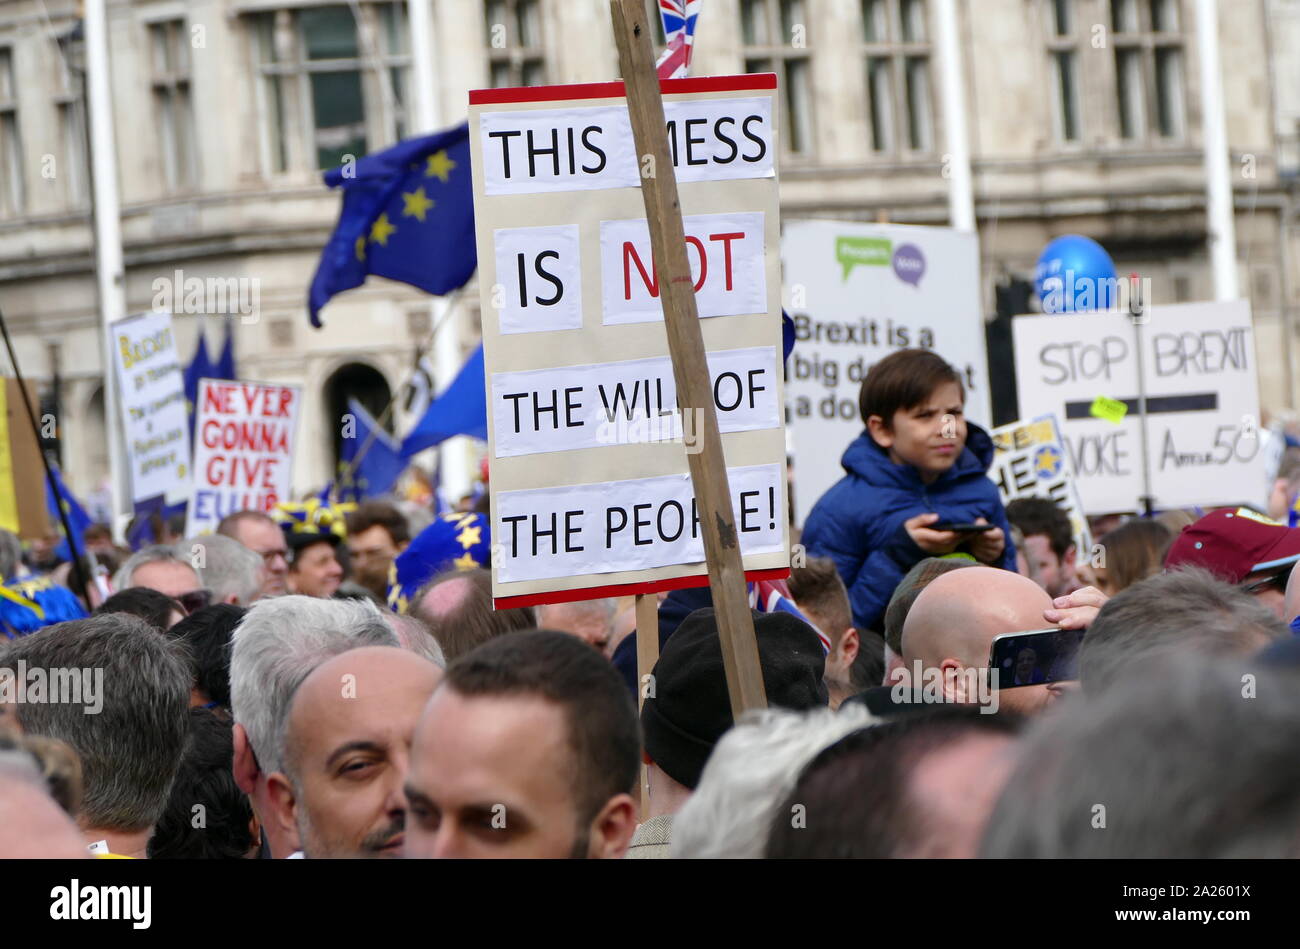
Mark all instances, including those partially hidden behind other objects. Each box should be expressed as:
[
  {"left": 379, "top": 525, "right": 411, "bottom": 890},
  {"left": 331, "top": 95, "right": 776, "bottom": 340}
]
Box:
[
  {"left": 494, "top": 567, "right": 790, "bottom": 611},
  {"left": 468, "top": 73, "right": 777, "bottom": 106}
]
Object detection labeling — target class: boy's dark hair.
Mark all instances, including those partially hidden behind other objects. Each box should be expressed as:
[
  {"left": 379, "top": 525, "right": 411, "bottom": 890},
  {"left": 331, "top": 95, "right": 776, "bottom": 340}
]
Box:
[
  {"left": 1005, "top": 497, "right": 1074, "bottom": 559},
  {"left": 166, "top": 604, "right": 247, "bottom": 708},
  {"left": 858, "top": 349, "right": 964, "bottom": 428},
  {"left": 410, "top": 567, "right": 536, "bottom": 662},
  {"left": 766, "top": 709, "right": 1020, "bottom": 859},
  {"left": 345, "top": 500, "right": 411, "bottom": 546},
  {"left": 444, "top": 630, "right": 639, "bottom": 827},
  {"left": 148, "top": 709, "right": 256, "bottom": 859},
  {"left": 96, "top": 586, "right": 185, "bottom": 632}
]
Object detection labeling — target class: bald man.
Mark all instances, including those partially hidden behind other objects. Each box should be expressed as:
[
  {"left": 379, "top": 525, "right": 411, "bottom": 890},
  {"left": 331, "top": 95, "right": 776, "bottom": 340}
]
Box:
[
  {"left": 900, "top": 566, "right": 1062, "bottom": 717},
  {"left": 265, "top": 647, "right": 441, "bottom": 858},
  {"left": 0, "top": 768, "right": 88, "bottom": 859}
]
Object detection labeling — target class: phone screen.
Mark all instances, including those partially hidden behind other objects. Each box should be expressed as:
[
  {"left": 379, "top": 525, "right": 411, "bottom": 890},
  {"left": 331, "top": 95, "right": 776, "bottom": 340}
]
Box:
[{"left": 988, "top": 628, "right": 1085, "bottom": 688}]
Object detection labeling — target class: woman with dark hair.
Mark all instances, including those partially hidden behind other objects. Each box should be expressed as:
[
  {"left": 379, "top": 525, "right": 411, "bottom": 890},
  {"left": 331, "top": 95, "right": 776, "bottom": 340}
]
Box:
[{"left": 1092, "top": 519, "right": 1174, "bottom": 596}]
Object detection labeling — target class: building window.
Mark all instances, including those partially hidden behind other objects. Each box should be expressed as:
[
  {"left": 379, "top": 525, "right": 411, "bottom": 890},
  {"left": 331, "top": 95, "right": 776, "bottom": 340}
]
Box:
[
  {"left": 0, "top": 47, "right": 24, "bottom": 216},
  {"left": 485, "top": 0, "right": 546, "bottom": 88},
  {"left": 250, "top": 2, "right": 411, "bottom": 174},
  {"left": 742, "top": 0, "right": 814, "bottom": 157},
  {"left": 1111, "top": 0, "right": 1185, "bottom": 141},
  {"left": 859, "top": 0, "right": 934, "bottom": 155},
  {"left": 1046, "top": 0, "right": 1081, "bottom": 142},
  {"left": 149, "top": 20, "right": 197, "bottom": 191},
  {"left": 52, "top": 33, "right": 89, "bottom": 208}
]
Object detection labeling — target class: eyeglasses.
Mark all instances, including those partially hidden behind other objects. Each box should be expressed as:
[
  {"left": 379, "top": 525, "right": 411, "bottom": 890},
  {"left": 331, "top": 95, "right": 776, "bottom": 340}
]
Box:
[
  {"left": 178, "top": 589, "right": 214, "bottom": 614},
  {"left": 1241, "top": 567, "right": 1291, "bottom": 597}
]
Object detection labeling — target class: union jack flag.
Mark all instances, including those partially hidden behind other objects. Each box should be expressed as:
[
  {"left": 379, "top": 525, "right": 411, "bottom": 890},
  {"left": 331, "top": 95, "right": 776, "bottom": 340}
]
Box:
[{"left": 655, "top": 0, "right": 702, "bottom": 79}]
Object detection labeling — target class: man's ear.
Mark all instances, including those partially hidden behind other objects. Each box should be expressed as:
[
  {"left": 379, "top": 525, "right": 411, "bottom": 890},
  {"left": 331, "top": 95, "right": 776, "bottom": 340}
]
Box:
[
  {"left": 865, "top": 414, "right": 894, "bottom": 449},
  {"left": 840, "top": 627, "right": 860, "bottom": 667},
  {"left": 939, "top": 658, "right": 967, "bottom": 703},
  {"left": 231, "top": 723, "right": 260, "bottom": 795},
  {"left": 1064, "top": 544, "right": 1078, "bottom": 569},
  {"left": 264, "top": 772, "right": 301, "bottom": 855},
  {"left": 588, "top": 793, "right": 639, "bottom": 859}
]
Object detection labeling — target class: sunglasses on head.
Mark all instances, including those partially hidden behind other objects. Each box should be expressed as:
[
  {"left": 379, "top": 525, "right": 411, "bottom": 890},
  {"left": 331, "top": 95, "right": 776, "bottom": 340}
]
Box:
[
  {"left": 178, "top": 589, "right": 214, "bottom": 614},
  {"left": 1241, "top": 567, "right": 1292, "bottom": 597}
]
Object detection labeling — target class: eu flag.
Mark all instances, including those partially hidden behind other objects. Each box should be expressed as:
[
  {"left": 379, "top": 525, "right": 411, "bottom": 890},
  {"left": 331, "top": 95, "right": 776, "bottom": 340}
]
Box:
[
  {"left": 45, "top": 463, "right": 93, "bottom": 562},
  {"left": 308, "top": 123, "right": 476, "bottom": 327},
  {"left": 338, "top": 398, "right": 405, "bottom": 501},
  {"left": 401, "top": 344, "right": 487, "bottom": 459}
]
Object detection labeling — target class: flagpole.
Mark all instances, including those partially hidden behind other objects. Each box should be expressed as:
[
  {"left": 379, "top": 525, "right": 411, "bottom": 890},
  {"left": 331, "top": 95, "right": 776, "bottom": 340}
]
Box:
[
  {"left": 1195, "top": 0, "right": 1239, "bottom": 301},
  {"left": 408, "top": 0, "right": 473, "bottom": 504},
  {"left": 934, "top": 0, "right": 976, "bottom": 232},
  {"left": 85, "top": 0, "right": 129, "bottom": 539}
]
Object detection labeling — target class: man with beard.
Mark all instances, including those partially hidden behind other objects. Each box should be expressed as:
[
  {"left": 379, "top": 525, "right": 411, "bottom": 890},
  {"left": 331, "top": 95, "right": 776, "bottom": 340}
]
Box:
[{"left": 265, "top": 646, "right": 441, "bottom": 857}]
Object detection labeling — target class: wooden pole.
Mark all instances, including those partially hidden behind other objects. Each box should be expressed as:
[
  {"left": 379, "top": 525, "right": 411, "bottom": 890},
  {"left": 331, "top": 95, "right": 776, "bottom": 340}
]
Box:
[
  {"left": 609, "top": 0, "right": 767, "bottom": 717},
  {"left": 635, "top": 592, "right": 659, "bottom": 820}
]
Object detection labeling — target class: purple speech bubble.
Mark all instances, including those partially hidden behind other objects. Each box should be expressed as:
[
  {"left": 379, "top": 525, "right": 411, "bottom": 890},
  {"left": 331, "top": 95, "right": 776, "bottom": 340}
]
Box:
[{"left": 892, "top": 244, "right": 926, "bottom": 287}]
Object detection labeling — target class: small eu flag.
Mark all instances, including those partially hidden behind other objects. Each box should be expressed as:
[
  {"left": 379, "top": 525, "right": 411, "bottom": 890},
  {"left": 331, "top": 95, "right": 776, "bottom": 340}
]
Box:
[{"left": 308, "top": 122, "right": 476, "bottom": 327}]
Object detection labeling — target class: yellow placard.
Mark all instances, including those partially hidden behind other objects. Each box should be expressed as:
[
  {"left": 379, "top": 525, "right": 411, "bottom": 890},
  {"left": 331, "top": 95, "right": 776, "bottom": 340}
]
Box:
[{"left": 0, "top": 379, "right": 18, "bottom": 533}]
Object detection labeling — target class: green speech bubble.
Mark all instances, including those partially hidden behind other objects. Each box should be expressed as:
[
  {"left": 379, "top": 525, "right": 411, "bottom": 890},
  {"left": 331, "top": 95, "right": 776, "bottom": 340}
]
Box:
[{"left": 835, "top": 236, "right": 892, "bottom": 280}]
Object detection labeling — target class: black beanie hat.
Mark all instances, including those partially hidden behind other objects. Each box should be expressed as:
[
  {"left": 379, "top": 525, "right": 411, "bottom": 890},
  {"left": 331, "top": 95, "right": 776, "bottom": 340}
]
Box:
[{"left": 641, "top": 607, "right": 828, "bottom": 790}]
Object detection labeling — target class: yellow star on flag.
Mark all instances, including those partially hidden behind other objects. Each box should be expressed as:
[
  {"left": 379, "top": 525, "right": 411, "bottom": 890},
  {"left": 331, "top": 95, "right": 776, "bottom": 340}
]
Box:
[
  {"left": 456, "top": 525, "right": 482, "bottom": 549},
  {"left": 453, "top": 551, "right": 478, "bottom": 570},
  {"left": 425, "top": 150, "right": 456, "bottom": 182},
  {"left": 369, "top": 213, "right": 397, "bottom": 247},
  {"left": 401, "top": 187, "right": 435, "bottom": 222},
  {"left": 1034, "top": 446, "right": 1061, "bottom": 477},
  {"left": 355, "top": 235, "right": 367, "bottom": 261}
]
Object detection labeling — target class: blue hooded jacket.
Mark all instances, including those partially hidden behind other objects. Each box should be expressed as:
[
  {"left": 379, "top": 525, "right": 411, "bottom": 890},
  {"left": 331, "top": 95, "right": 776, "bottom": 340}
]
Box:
[{"left": 801, "top": 422, "right": 1016, "bottom": 634}]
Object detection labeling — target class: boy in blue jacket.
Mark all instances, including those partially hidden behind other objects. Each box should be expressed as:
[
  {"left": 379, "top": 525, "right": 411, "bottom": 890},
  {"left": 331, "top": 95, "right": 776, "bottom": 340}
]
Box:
[{"left": 802, "top": 349, "right": 1016, "bottom": 637}]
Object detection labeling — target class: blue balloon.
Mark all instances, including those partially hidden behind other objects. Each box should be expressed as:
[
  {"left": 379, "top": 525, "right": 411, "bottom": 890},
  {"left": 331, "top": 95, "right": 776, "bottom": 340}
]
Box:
[{"left": 1034, "top": 235, "right": 1117, "bottom": 313}]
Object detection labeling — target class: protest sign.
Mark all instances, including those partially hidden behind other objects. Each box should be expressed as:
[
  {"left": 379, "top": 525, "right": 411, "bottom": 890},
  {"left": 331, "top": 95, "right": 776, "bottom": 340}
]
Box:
[
  {"left": 109, "top": 311, "right": 191, "bottom": 506},
  {"left": 469, "top": 74, "right": 788, "bottom": 606},
  {"left": 989, "top": 415, "right": 1092, "bottom": 558},
  {"left": 782, "top": 221, "right": 990, "bottom": 524},
  {"left": 0, "top": 379, "right": 50, "bottom": 540},
  {"left": 1012, "top": 300, "right": 1266, "bottom": 513},
  {"left": 186, "top": 378, "right": 301, "bottom": 535}
]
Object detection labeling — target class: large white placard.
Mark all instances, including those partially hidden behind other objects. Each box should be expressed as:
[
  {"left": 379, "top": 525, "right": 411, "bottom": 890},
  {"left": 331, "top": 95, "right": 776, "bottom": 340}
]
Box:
[
  {"left": 187, "top": 378, "right": 301, "bottom": 535},
  {"left": 782, "top": 221, "right": 991, "bottom": 524},
  {"left": 470, "top": 76, "right": 787, "bottom": 604},
  {"left": 109, "top": 311, "right": 192, "bottom": 505},
  {"left": 1012, "top": 300, "right": 1266, "bottom": 513}
]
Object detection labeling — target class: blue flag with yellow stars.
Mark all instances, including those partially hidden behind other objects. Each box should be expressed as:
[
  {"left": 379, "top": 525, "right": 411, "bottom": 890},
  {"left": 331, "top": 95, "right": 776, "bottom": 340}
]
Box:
[
  {"left": 308, "top": 122, "right": 476, "bottom": 327},
  {"left": 387, "top": 511, "right": 491, "bottom": 614}
]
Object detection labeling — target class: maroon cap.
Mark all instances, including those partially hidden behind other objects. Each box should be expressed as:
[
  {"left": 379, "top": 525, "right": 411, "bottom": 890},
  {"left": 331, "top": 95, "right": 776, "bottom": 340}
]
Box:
[{"left": 1164, "top": 508, "right": 1300, "bottom": 584}]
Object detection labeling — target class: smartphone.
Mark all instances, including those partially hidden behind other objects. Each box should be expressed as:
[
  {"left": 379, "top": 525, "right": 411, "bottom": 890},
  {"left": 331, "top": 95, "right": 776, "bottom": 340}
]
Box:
[
  {"left": 988, "top": 628, "right": 1085, "bottom": 688},
  {"left": 930, "top": 522, "right": 996, "bottom": 534}
]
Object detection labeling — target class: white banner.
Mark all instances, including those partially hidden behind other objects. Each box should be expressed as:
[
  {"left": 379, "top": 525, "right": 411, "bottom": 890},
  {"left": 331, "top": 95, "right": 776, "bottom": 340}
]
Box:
[
  {"left": 782, "top": 221, "right": 991, "bottom": 524},
  {"left": 478, "top": 96, "right": 774, "bottom": 196},
  {"left": 187, "top": 378, "right": 301, "bottom": 535},
  {"left": 109, "top": 311, "right": 191, "bottom": 505},
  {"left": 600, "top": 212, "right": 766, "bottom": 325},
  {"left": 495, "top": 464, "right": 785, "bottom": 583},
  {"left": 1012, "top": 300, "right": 1266, "bottom": 513},
  {"left": 491, "top": 346, "right": 780, "bottom": 458}
]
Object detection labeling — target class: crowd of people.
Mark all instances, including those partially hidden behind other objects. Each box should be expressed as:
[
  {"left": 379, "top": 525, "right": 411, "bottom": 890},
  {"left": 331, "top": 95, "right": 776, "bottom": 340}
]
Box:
[{"left": 3, "top": 347, "right": 1300, "bottom": 859}]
